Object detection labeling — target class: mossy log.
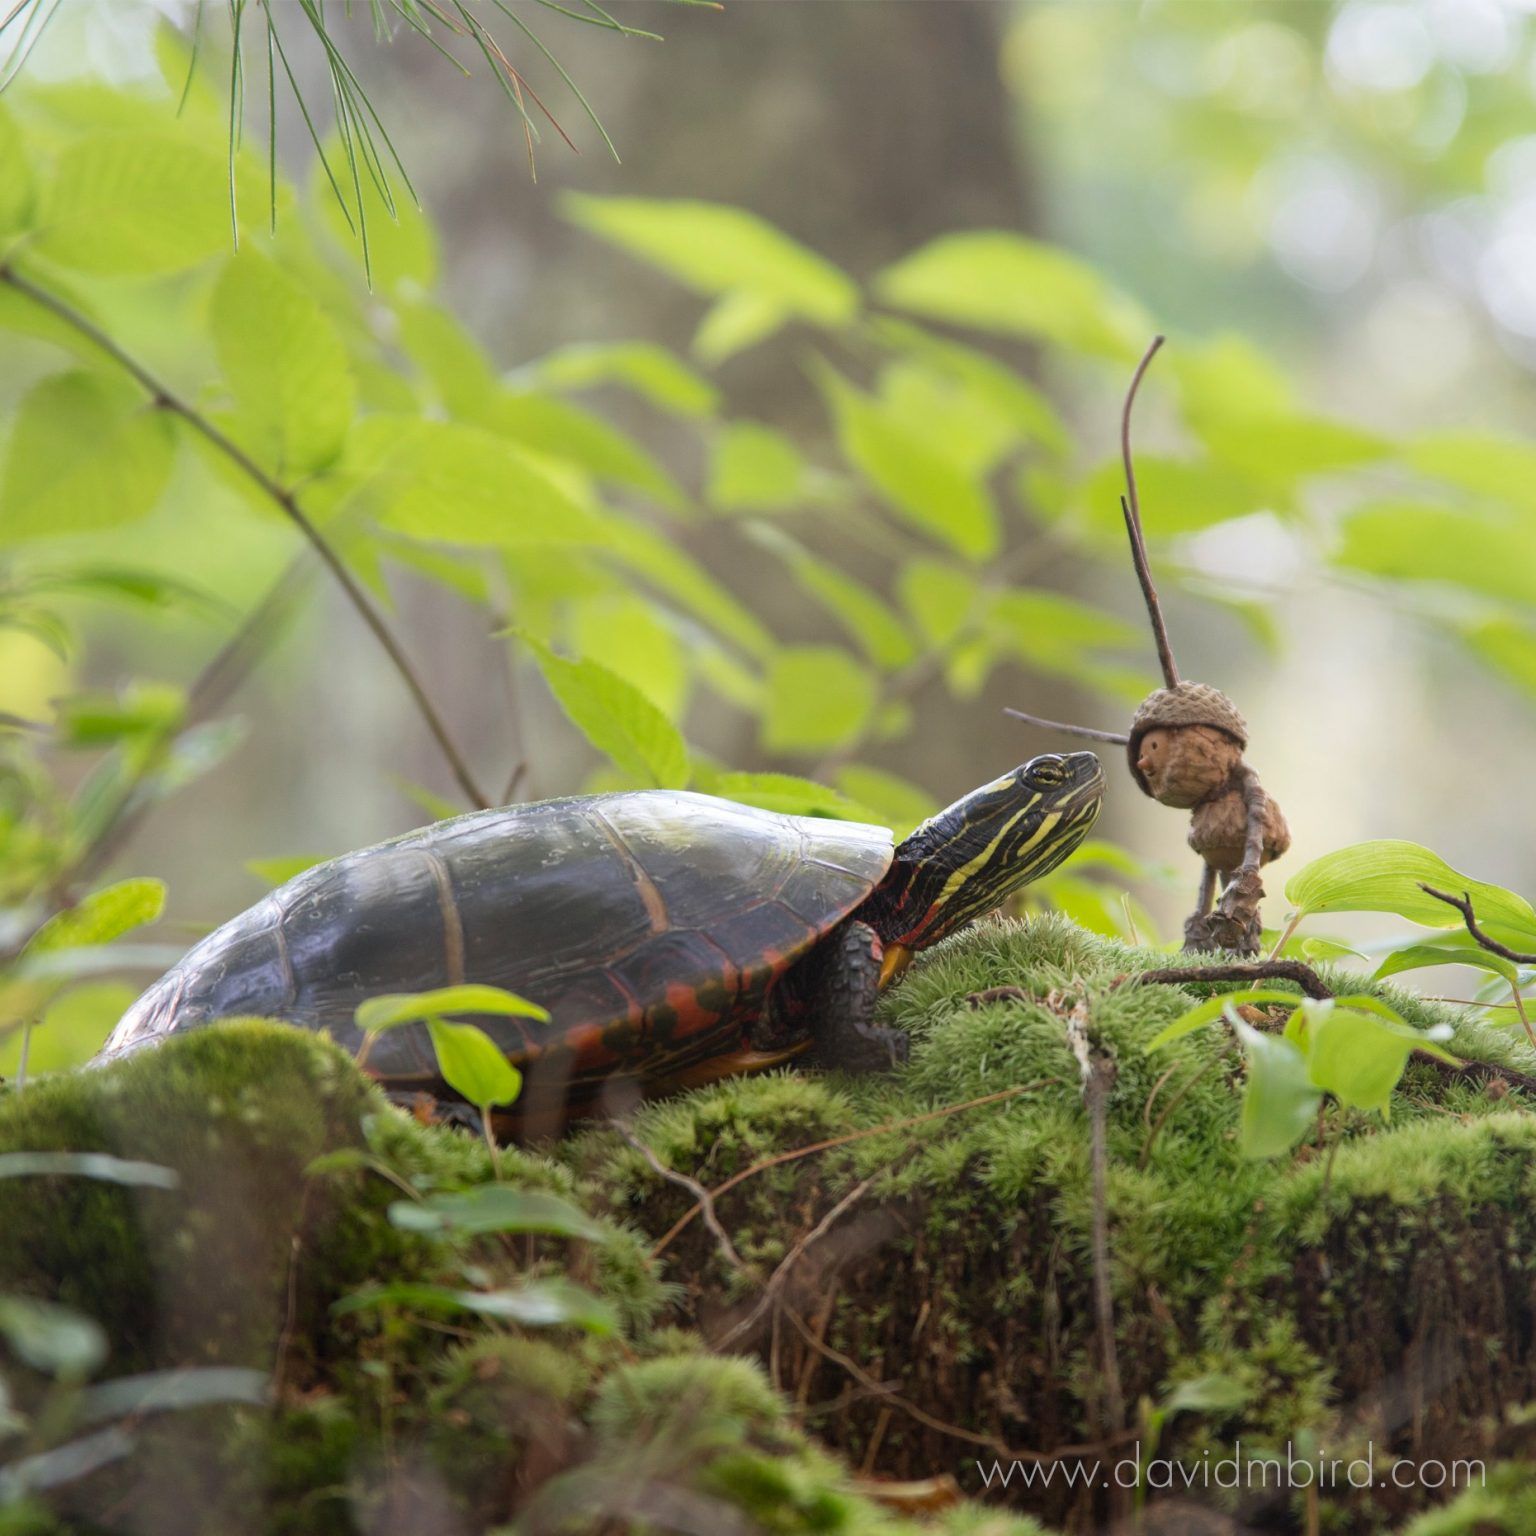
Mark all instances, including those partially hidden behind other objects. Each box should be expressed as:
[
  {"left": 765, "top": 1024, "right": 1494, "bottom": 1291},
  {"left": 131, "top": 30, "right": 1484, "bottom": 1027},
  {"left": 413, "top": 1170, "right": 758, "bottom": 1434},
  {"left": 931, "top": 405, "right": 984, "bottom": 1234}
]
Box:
[{"left": 5, "top": 920, "right": 1536, "bottom": 1534}]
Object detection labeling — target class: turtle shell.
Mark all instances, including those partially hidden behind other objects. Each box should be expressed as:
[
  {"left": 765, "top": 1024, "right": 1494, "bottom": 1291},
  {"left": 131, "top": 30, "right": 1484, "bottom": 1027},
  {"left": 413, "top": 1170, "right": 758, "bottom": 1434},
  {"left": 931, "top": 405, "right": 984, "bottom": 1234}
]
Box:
[
  {"left": 100, "top": 792, "right": 895, "bottom": 1107},
  {"left": 1126, "top": 682, "right": 1247, "bottom": 797}
]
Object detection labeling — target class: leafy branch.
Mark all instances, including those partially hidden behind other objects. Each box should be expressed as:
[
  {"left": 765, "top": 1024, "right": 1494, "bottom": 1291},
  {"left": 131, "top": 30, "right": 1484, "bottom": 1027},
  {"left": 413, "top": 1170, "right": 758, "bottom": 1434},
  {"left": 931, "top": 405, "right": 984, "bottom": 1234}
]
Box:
[{"left": 0, "top": 263, "right": 491, "bottom": 811}]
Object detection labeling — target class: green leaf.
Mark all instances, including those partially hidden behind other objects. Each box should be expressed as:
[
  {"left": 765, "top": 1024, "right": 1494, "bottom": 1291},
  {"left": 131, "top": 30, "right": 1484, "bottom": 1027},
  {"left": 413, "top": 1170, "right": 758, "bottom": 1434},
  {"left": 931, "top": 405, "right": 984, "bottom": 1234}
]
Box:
[
  {"left": 312, "top": 138, "right": 436, "bottom": 292},
  {"left": 521, "top": 633, "right": 690, "bottom": 789},
  {"left": 0, "top": 1295, "right": 106, "bottom": 1377},
  {"left": 426, "top": 1018, "right": 523, "bottom": 1109},
  {"left": 872, "top": 319, "right": 1070, "bottom": 458},
  {"left": 1464, "top": 618, "right": 1536, "bottom": 698},
  {"left": 1233, "top": 1021, "right": 1321, "bottom": 1160},
  {"left": 605, "top": 520, "right": 776, "bottom": 661},
  {"left": 355, "top": 984, "right": 550, "bottom": 1035},
  {"left": 484, "top": 393, "right": 685, "bottom": 510},
  {"left": 1196, "top": 413, "right": 1388, "bottom": 483},
  {"left": 563, "top": 194, "right": 858, "bottom": 326},
  {"left": 1334, "top": 503, "right": 1536, "bottom": 609},
  {"left": 898, "top": 559, "right": 980, "bottom": 649},
  {"left": 339, "top": 418, "right": 605, "bottom": 547},
  {"left": 877, "top": 360, "right": 1021, "bottom": 480},
  {"left": 1075, "top": 455, "right": 1279, "bottom": 540},
  {"left": 693, "top": 290, "right": 789, "bottom": 364},
  {"left": 0, "top": 1152, "right": 177, "bottom": 1187},
  {"left": 833, "top": 766, "right": 938, "bottom": 836},
  {"left": 25, "top": 878, "right": 166, "bottom": 957},
  {"left": 75, "top": 1366, "right": 267, "bottom": 1422},
  {"left": 874, "top": 232, "right": 1149, "bottom": 358},
  {"left": 0, "top": 103, "right": 35, "bottom": 237},
  {"left": 394, "top": 299, "right": 500, "bottom": 418},
  {"left": 210, "top": 251, "right": 355, "bottom": 477},
  {"left": 762, "top": 647, "right": 877, "bottom": 755},
  {"left": 988, "top": 590, "right": 1142, "bottom": 678},
  {"left": 568, "top": 595, "right": 688, "bottom": 720},
  {"left": 1373, "top": 941, "right": 1520, "bottom": 987},
  {"left": 1284, "top": 841, "right": 1536, "bottom": 950},
  {"left": 709, "top": 423, "right": 808, "bottom": 512},
  {"left": 0, "top": 373, "right": 175, "bottom": 542},
  {"left": 334, "top": 1279, "right": 615, "bottom": 1334},
  {"left": 1146, "top": 989, "right": 1305, "bottom": 1052},
  {"left": 1406, "top": 431, "right": 1536, "bottom": 514},
  {"left": 1303, "top": 1003, "right": 1422, "bottom": 1115},
  {"left": 35, "top": 131, "right": 227, "bottom": 275},
  {"left": 747, "top": 525, "right": 914, "bottom": 668},
  {"left": 387, "top": 1186, "right": 607, "bottom": 1241},
  {"left": 1171, "top": 333, "right": 1296, "bottom": 429},
  {"left": 692, "top": 768, "right": 881, "bottom": 824},
  {"left": 817, "top": 366, "right": 997, "bottom": 559},
  {"left": 530, "top": 341, "right": 719, "bottom": 418}
]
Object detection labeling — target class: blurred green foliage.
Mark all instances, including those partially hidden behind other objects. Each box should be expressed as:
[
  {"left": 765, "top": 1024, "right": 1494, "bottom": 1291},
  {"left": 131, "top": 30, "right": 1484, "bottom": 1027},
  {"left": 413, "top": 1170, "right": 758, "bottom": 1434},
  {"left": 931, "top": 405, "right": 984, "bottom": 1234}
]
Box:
[{"left": 6, "top": 25, "right": 1536, "bottom": 1078}]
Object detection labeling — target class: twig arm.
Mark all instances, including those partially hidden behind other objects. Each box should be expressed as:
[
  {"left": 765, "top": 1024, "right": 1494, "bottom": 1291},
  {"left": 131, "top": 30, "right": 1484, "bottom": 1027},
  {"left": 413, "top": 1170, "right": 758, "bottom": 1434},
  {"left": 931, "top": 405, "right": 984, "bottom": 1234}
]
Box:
[
  {"left": 1238, "top": 765, "right": 1267, "bottom": 874},
  {"left": 1004, "top": 708, "right": 1130, "bottom": 746}
]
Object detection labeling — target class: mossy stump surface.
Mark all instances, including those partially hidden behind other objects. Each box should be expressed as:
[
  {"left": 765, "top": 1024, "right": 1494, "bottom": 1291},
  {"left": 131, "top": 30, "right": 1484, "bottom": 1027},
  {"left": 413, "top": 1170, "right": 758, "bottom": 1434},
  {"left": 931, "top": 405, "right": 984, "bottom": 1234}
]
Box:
[
  {"left": 5, "top": 921, "right": 1536, "bottom": 1533},
  {"left": 579, "top": 916, "right": 1536, "bottom": 1534}
]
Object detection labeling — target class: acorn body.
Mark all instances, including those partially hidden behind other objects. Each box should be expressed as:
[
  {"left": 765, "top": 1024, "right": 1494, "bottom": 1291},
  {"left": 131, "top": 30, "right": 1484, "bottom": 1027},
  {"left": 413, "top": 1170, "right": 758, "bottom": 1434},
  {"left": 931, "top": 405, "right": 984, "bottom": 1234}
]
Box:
[{"left": 1188, "top": 783, "right": 1291, "bottom": 873}]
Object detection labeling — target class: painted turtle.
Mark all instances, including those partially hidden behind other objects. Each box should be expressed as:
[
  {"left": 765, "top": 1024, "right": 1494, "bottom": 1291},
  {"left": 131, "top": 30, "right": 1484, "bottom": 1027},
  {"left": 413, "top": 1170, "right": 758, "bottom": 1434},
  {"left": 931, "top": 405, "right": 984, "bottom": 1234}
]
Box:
[{"left": 100, "top": 751, "right": 1103, "bottom": 1124}]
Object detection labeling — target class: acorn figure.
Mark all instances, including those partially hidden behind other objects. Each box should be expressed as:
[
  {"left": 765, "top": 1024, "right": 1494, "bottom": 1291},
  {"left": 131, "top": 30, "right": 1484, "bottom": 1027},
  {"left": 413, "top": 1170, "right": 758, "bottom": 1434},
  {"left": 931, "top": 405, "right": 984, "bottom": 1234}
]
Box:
[{"left": 1008, "top": 338, "right": 1290, "bottom": 957}]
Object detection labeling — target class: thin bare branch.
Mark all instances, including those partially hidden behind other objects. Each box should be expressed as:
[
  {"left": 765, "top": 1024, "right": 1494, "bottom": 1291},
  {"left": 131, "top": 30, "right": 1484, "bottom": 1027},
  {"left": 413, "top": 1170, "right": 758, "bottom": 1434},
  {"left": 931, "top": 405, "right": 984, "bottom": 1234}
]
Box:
[
  {"left": 616, "top": 1123, "right": 744, "bottom": 1274},
  {"left": 1420, "top": 884, "right": 1536, "bottom": 966},
  {"left": 0, "top": 265, "right": 491, "bottom": 811},
  {"left": 1119, "top": 959, "right": 1333, "bottom": 1000}
]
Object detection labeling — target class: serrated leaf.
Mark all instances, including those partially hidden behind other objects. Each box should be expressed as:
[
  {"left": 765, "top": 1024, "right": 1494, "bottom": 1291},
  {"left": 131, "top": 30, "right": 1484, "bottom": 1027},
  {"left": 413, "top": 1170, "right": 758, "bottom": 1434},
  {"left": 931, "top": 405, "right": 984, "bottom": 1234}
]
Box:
[
  {"left": 1076, "top": 454, "right": 1279, "bottom": 540},
  {"left": 388, "top": 1186, "right": 606, "bottom": 1241},
  {"left": 898, "top": 559, "right": 981, "bottom": 648},
  {"left": 0, "top": 373, "right": 175, "bottom": 542},
  {"left": 568, "top": 595, "right": 687, "bottom": 720},
  {"left": 338, "top": 418, "right": 605, "bottom": 547},
  {"left": 1285, "top": 841, "right": 1536, "bottom": 950},
  {"left": 762, "top": 647, "right": 877, "bottom": 755},
  {"left": 355, "top": 984, "right": 550, "bottom": 1035},
  {"left": 564, "top": 194, "right": 857, "bottom": 325},
  {"left": 521, "top": 633, "right": 690, "bottom": 788},
  {"left": 818, "top": 366, "right": 997, "bottom": 560},
  {"left": 426, "top": 1018, "right": 523, "bottom": 1108},
  {"left": 210, "top": 251, "right": 355, "bottom": 477},
  {"left": 25, "top": 878, "right": 166, "bottom": 957},
  {"left": 875, "top": 232, "right": 1149, "bottom": 358},
  {"left": 35, "top": 131, "right": 227, "bottom": 275},
  {"left": 531, "top": 341, "right": 719, "bottom": 417},
  {"left": 693, "top": 289, "right": 788, "bottom": 364}
]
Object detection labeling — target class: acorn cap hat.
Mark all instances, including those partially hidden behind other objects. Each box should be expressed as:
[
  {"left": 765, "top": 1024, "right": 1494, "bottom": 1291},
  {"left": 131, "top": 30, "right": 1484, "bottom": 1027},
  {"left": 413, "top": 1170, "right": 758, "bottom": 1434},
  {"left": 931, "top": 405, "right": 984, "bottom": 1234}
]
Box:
[{"left": 1127, "top": 681, "right": 1247, "bottom": 797}]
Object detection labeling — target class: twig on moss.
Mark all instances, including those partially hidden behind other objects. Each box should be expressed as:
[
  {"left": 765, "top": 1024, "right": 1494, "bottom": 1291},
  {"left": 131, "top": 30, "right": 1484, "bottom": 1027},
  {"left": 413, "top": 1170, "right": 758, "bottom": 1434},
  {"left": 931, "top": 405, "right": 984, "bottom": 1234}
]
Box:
[
  {"left": 616, "top": 1123, "right": 743, "bottom": 1274},
  {"left": 1063, "top": 995, "right": 1125, "bottom": 1440},
  {"left": 782, "top": 1302, "right": 1140, "bottom": 1465},
  {"left": 0, "top": 264, "right": 491, "bottom": 812},
  {"left": 716, "top": 1175, "right": 875, "bottom": 1351},
  {"left": 650, "top": 1081, "right": 1060, "bottom": 1257},
  {"left": 1138, "top": 1058, "right": 1216, "bottom": 1171},
  {"left": 1119, "top": 960, "right": 1333, "bottom": 1001}
]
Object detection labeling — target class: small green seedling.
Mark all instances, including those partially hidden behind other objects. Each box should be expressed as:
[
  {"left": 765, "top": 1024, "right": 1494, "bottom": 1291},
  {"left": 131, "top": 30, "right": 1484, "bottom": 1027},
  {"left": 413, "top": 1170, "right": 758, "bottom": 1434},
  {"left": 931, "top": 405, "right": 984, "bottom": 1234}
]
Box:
[
  {"left": 352, "top": 984, "right": 549, "bottom": 1174},
  {"left": 1149, "top": 989, "right": 1458, "bottom": 1160}
]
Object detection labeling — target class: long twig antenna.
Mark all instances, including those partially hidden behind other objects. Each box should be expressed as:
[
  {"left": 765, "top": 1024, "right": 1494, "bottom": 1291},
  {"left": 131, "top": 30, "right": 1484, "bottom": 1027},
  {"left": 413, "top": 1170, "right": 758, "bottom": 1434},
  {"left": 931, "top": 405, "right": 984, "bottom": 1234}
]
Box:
[
  {"left": 1120, "top": 334, "right": 1180, "bottom": 690},
  {"left": 1003, "top": 708, "right": 1130, "bottom": 746}
]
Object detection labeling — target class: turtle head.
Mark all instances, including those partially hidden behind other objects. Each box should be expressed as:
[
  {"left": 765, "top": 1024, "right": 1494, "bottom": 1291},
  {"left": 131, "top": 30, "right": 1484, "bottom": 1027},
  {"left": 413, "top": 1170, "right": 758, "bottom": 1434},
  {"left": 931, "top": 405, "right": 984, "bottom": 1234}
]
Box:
[{"left": 865, "top": 751, "right": 1105, "bottom": 979}]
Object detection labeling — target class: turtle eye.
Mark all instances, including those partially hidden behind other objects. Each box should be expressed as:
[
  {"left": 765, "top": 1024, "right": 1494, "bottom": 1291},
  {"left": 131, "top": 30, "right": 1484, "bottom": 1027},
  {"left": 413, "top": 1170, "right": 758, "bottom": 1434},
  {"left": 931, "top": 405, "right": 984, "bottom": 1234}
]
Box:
[{"left": 1027, "top": 758, "right": 1066, "bottom": 788}]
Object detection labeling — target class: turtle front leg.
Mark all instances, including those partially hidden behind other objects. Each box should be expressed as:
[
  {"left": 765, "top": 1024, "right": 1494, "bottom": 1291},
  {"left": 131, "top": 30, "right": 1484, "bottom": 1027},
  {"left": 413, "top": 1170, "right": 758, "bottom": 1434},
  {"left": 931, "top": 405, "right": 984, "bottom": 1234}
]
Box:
[{"left": 804, "top": 920, "right": 909, "bottom": 1072}]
